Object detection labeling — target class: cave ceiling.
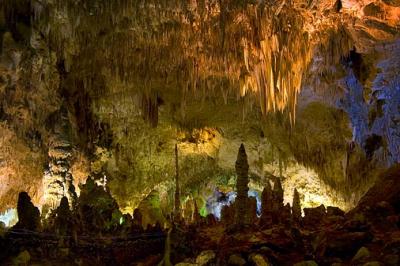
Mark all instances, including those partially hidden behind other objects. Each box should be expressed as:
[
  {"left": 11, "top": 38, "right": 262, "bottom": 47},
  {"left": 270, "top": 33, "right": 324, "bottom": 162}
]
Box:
[{"left": 0, "top": 0, "right": 399, "bottom": 213}]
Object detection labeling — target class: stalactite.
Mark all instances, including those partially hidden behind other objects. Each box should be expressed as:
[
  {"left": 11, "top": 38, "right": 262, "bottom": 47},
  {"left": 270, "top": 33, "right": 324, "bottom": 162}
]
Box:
[{"left": 34, "top": 0, "right": 359, "bottom": 125}]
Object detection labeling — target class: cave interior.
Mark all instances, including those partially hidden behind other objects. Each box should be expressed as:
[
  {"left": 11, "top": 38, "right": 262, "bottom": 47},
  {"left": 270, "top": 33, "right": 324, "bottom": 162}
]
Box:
[{"left": 0, "top": 0, "right": 400, "bottom": 265}]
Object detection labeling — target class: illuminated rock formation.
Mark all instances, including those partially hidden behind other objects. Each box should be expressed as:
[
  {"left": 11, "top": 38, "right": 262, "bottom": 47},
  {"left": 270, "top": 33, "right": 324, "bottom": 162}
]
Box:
[{"left": 42, "top": 106, "right": 77, "bottom": 214}]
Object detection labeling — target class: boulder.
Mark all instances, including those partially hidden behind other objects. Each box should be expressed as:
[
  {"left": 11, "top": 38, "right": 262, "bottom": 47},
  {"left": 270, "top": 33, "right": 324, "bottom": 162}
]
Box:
[
  {"left": 228, "top": 254, "right": 246, "bottom": 265},
  {"left": 12, "top": 250, "right": 30, "bottom": 265},
  {"left": 352, "top": 247, "right": 370, "bottom": 262},
  {"left": 248, "top": 253, "right": 271, "bottom": 266},
  {"left": 195, "top": 250, "right": 216, "bottom": 266}
]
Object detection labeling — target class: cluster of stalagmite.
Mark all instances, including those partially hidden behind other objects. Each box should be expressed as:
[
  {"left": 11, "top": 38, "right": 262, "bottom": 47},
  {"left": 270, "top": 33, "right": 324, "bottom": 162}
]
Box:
[{"left": 216, "top": 144, "right": 347, "bottom": 229}]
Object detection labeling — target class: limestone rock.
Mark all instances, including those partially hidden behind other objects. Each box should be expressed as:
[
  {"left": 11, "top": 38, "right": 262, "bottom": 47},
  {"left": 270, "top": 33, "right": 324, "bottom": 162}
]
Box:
[
  {"left": 195, "top": 250, "right": 216, "bottom": 266},
  {"left": 352, "top": 247, "right": 371, "bottom": 262},
  {"left": 12, "top": 250, "right": 30, "bottom": 265},
  {"left": 228, "top": 254, "right": 246, "bottom": 265},
  {"left": 248, "top": 254, "right": 271, "bottom": 266}
]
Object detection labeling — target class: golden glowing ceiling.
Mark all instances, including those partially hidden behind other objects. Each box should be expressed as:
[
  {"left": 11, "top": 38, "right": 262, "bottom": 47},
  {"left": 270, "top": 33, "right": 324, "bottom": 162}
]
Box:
[{"left": 29, "top": 0, "right": 398, "bottom": 123}]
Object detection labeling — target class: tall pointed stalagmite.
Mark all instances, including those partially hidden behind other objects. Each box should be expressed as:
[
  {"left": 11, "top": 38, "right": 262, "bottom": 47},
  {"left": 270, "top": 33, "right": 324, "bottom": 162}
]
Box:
[
  {"left": 192, "top": 200, "right": 201, "bottom": 225},
  {"left": 174, "top": 144, "right": 181, "bottom": 221},
  {"left": 235, "top": 144, "right": 250, "bottom": 227},
  {"left": 292, "top": 188, "right": 302, "bottom": 224},
  {"left": 14, "top": 192, "right": 41, "bottom": 231},
  {"left": 261, "top": 181, "right": 273, "bottom": 226},
  {"left": 272, "top": 177, "right": 284, "bottom": 223}
]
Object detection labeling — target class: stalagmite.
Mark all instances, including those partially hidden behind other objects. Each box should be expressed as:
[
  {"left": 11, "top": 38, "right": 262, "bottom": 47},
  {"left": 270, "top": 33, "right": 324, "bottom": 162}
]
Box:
[
  {"left": 260, "top": 181, "right": 273, "bottom": 226},
  {"left": 174, "top": 144, "right": 181, "bottom": 221},
  {"left": 54, "top": 196, "right": 73, "bottom": 236},
  {"left": 282, "top": 203, "right": 292, "bottom": 225},
  {"left": 248, "top": 197, "right": 258, "bottom": 224},
  {"left": 235, "top": 144, "right": 250, "bottom": 227},
  {"left": 272, "top": 177, "right": 284, "bottom": 223},
  {"left": 292, "top": 188, "right": 302, "bottom": 224},
  {"left": 221, "top": 204, "right": 235, "bottom": 225},
  {"left": 13, "top": 192, "right": 40, "bottom": 231},
  {"left": 42, "top": 106, "right": 77, "bottom": 215},
  {"left": 133, "top": 208, "right": 143, "bottom": 230},
  {"left": 192, "top": 200, "right": 201, "bottom": 225}
]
